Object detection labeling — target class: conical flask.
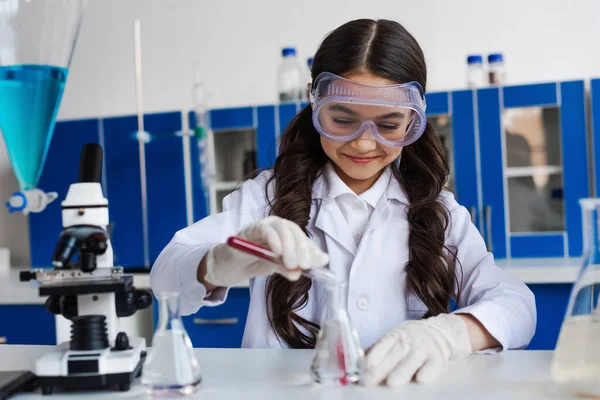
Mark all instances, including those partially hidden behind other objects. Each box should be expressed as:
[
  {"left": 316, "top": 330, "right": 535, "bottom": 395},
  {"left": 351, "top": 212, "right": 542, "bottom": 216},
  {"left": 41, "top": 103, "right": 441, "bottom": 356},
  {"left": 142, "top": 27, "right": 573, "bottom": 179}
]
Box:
[
  {"left": 551, "top": 198, "right": 600, "bottom": 397},
  {"left": 0, "top": 0, "right": 85, "bottom": 212},
  {"left": 310, "top": 282, "right": 364, "bottom": 385},
  {"left": 142, "top": 292, "right": 202, "bottom": 396}
]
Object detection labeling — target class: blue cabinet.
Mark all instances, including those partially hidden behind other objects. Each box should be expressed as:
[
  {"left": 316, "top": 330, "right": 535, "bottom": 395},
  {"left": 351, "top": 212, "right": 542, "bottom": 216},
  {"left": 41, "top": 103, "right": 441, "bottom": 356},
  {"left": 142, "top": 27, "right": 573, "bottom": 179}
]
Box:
[
  {"left": 427, "top": 90, "right": 483, "bottom": 231},
  {"left": 590, "top": 78, "right": 600, "bottom": 196},
  {"left": 477, "top": 81, "right": 589, "bottom": 259},
  {"left": 0, "top": 305, "right": 56, "bottom": 345},
  {"left": 29, "top": 112, "right": 188, "bottom": 270},
  {"left": 29, "top": 119, "right": 101, "bottom": 268},
  {"left": 181, "top": 288, "right": 250, "bottom": 348},
  {"left": 526, "top": 284, "right": 571, "bottom": 350},
  {"left": 152, "top": 288, "right": 250, "bottom": 348}
]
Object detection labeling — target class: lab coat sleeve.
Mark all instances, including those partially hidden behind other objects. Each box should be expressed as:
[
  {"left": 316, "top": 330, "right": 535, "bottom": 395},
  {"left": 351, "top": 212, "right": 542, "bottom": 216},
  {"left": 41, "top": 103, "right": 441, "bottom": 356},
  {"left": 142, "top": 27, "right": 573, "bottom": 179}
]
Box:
[
  {"left": 442, "top": 192, "right": 537, "bottom": 351},
  {"left": 150, "top": 171, "right": 273, "bottom": 316}
]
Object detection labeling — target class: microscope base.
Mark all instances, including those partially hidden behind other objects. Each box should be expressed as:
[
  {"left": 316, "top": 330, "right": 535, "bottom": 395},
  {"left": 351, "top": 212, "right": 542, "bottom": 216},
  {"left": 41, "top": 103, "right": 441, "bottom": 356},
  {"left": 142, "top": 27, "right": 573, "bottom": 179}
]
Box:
[{"left": 34, "top": 337, "right": 146, "bottom": 395}]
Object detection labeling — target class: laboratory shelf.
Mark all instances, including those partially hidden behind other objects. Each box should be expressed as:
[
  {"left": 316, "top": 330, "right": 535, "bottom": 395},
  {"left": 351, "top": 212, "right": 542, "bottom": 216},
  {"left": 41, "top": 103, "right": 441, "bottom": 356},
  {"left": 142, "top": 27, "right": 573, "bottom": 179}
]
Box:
[{"left": 504, "top": 165, "right": 563, "bottom": 178}]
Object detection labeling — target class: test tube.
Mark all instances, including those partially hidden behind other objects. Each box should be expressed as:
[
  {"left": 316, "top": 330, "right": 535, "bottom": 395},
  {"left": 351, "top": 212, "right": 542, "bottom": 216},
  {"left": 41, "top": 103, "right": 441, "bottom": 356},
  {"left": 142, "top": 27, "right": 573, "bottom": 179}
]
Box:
[{"left": 226, "top": 236, "right": 337, "bottom": 283}]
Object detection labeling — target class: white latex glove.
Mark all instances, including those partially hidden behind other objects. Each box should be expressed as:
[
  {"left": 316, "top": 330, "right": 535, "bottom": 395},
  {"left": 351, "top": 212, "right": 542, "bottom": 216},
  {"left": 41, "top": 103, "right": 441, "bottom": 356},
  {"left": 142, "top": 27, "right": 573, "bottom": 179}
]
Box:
[
  {"left": 204, "top": 216, "right": 329, "bottom": 287},
  {"left": 365, "top": 314, "right": 472, "bottom": 386}
]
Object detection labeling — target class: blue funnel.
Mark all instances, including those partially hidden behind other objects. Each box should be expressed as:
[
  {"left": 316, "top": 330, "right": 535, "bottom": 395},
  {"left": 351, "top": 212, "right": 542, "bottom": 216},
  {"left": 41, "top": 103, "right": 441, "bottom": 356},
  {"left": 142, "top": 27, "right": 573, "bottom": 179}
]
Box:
[
  {"left": 0, "top": 0, "right": 86, "bottom": 214},
  {"left": 0, "top": 65, "right": 68, "bottom": 190}
]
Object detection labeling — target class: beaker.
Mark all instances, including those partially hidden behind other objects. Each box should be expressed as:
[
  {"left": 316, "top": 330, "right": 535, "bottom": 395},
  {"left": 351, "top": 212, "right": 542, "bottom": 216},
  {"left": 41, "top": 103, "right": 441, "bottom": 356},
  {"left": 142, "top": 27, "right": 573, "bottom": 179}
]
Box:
[
  {"left": 310, "top": 282, "right": 364, "bottom": 385},
  {"left": 551, "top": 198, "right": 600, "bottom": 397},
  {"left": 142, "top": 292, "right": 202, "bottom": 396}
]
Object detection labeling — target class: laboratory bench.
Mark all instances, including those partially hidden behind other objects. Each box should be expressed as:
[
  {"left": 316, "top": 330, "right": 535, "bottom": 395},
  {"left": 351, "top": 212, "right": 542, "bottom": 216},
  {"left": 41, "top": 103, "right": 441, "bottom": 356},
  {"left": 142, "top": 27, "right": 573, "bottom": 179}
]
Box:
[
  {"left": 0, "top": 345, "right": 583, "bottom": 400},
  {"left": 0, "top": 259, "right": 580, "bottom": 350}
]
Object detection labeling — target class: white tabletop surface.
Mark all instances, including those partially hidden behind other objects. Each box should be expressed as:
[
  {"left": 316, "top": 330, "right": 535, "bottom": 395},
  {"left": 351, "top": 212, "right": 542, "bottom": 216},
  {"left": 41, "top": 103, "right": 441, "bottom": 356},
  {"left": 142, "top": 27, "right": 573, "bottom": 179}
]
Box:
[
  {"left": 0, "top": 345, "right": 585, "bottom": 400},
  {"left": 496, "top": 257, "right": 580, "bottom": 284}
]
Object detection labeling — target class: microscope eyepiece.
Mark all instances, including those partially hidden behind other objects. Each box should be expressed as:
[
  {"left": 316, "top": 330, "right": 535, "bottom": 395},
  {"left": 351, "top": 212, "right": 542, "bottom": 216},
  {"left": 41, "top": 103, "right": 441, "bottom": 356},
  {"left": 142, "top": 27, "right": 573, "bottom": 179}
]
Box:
[{"left": 78, "top": 143, "right": 103, "bottom": 183}]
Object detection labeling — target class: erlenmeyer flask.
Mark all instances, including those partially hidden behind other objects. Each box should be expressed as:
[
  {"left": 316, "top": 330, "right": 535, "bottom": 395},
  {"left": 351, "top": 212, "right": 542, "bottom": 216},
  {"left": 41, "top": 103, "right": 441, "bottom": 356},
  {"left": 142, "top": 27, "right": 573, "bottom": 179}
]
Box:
[
  {"left": 551, "top": 198, "right": 600, "bottom": 397},
  {"left": 310, "top": 282, "right": 364, "bottom": 385},
  {"left": 142, "top": 292, "right": 202, "bottom": 396}
]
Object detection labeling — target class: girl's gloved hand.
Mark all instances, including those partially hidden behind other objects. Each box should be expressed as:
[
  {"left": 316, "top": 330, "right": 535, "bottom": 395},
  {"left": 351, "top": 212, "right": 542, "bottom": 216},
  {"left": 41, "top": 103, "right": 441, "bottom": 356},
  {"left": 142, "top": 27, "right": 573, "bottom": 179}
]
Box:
[
  {"left": 365, "top": 314, "right": 472, "bottom": 387},
  {"left": 204, "top": 216, "right": 329, "bottom": 288}
]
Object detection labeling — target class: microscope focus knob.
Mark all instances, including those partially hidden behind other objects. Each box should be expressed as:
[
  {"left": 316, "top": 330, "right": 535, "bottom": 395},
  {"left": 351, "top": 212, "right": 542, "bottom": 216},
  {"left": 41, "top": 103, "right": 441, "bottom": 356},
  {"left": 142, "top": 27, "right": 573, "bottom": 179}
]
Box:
[
  {"left": 19, "top": 271, "right": 36, "bottom": 282},
  {"left": 135, "top": 289, "right": 153, "bottom": 310},
  {"left": 113, "top": 332, "right": 132, "bottom": 351}
]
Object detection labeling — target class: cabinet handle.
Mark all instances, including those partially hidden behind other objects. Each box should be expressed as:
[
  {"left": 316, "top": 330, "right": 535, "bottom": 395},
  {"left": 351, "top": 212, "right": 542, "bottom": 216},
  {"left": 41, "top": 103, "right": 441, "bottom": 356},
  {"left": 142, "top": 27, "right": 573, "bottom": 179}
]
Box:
[
  {"left": 468, "top": 206, "right": 476, "bottom": 225},
  {"left": 0, "top": 337, "right": 6, "bottom": 344},
  {"left": 193, "top": 317, "right": 239, "bottom": 325},
  {"left": 485, "top": 205, "right": 493, "bottom": 252}
]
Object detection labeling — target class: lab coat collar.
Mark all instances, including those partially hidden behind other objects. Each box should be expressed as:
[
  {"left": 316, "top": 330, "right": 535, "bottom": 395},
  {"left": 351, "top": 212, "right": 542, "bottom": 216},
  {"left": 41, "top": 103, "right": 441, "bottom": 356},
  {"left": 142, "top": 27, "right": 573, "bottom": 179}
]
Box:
[
  {"left": 311, "top": 162, "right": 409, "bottom": 257},
  {"left": 312, "top": 163, "right": 409, "bottom": 205},
  {"left": 360, "top": 165, "right": 392, "bottom": 209}
]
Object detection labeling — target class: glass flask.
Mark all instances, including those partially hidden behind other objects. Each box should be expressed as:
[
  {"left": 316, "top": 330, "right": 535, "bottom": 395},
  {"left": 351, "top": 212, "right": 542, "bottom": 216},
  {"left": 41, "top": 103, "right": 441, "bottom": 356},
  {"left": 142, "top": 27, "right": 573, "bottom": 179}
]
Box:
[
  {"left": 142, "top": 292, "right": 202, "bottom": 396},
  {"left": 310, "top": 282, "right": 365, "bottom": 385},
  {"left": 551, "top": 198, "right": 600, "bottom": 397}
]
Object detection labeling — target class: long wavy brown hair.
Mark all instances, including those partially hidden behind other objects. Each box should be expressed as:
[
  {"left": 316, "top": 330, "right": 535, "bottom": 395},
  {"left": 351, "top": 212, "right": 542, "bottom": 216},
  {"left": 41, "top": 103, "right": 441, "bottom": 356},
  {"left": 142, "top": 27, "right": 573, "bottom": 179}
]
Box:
[{"left": 265, "top": 19, "right": 461, "bottom": 348}]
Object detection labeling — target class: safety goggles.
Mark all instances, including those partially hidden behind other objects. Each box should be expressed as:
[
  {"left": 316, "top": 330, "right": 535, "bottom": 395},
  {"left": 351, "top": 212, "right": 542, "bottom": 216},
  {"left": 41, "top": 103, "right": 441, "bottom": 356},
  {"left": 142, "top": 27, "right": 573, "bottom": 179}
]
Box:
[{"left": 309, "top": 72, "right": 427, "bottom": 147}]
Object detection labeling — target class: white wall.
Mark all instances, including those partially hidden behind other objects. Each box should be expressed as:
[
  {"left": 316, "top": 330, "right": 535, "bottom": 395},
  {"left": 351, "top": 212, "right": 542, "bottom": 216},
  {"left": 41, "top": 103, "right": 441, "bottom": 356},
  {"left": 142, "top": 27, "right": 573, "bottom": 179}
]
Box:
[{"left": 2, "top": 0, "right": 600, "bottom": 265}]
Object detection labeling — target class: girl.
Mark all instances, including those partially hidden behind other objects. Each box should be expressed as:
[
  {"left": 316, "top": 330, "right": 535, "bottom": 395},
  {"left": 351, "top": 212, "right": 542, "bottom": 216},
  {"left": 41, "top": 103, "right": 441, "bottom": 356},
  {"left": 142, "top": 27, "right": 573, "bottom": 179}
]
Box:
[{"left": 151, "top": 18, "right": 536, "bottom": 386}]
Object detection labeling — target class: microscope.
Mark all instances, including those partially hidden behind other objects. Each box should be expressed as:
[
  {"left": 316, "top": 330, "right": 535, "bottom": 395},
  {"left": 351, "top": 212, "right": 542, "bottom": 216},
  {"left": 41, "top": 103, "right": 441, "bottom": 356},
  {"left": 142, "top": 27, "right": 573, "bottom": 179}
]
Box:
[{"left": 20, "top": 143, "right": 152, "bottom": 394}]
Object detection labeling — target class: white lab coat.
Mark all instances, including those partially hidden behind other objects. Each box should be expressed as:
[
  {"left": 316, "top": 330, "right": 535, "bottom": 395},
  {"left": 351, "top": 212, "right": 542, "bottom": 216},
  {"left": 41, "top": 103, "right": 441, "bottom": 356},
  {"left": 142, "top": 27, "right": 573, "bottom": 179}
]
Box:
[{"left": 151, "top": 169, "right": 536, "bottom": 350}]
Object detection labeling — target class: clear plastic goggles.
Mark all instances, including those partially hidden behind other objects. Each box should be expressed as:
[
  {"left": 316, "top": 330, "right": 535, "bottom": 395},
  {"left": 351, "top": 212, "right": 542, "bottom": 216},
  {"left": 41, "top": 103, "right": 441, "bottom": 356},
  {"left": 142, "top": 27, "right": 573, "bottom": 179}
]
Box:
[{"left": 309, "top": 72, "right": 427, "bottom": 147}]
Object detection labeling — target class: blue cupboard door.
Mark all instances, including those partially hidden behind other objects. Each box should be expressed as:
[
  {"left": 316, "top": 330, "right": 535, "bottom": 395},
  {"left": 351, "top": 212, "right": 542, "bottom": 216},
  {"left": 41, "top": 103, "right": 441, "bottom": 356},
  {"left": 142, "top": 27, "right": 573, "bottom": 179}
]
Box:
[
  {"left": 477, "top": 81, "right": 589, "bottom": 259},
  {"left": 526, "top": 283, "right": 572, "bottom": 350},
  {"left": 102, "top": 115, "right": 145, "bottom": 268},
  {"left": 426, "top": 91, "right": 483, "bottom": 232},
  {"left": 0, "top": 305, "right": 57, "bottom": 345},
  {"left": 425, "top": 92, "right": 452, "bottom": 190},
  {"left": 181, "top": 288, "right": 250, "bottom": 348},
  {"left": 256, "top": 105, "right": 277, "bottom": 170},
  {"left": 590, "top": 78, "right": 600, "bottom": 197},
  {"left": 451, "top": 89, "right": 483, "bottom": 232},
  {"left": 103, "top": 112, "right": 188, "bottom": 269},
  {"left": 29, "top": 119, "right": 101, "bottom": 267},
  {"left": 277, "top": 103, "right": 302, "bottom": 135},
  {"left": 144, "top": 112, "right": 187, "bottom": 264},
  {"left": 152, "top": 288, "right": 251, "bottom": 348}
]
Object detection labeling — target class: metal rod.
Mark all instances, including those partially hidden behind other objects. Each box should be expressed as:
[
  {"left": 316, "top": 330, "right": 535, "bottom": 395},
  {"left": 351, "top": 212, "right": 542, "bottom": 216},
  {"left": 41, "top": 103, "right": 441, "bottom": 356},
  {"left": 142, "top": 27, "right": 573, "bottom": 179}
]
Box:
[
  {"left": 485, "top": 205, "right": 493, "bottom": 252},
  {"left": 133, "top": 19, "right": 151, "bottom": 269},
  {"left": 181, "top": 114, "right": 194, "bottom": 226}
]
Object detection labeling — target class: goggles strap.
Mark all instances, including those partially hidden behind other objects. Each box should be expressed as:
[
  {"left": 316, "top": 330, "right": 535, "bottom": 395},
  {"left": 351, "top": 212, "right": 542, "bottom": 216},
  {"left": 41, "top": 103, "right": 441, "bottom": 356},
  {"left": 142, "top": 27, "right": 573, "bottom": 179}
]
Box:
[{"left": 395, "top": 150, "right": 403, "bottom": 169}]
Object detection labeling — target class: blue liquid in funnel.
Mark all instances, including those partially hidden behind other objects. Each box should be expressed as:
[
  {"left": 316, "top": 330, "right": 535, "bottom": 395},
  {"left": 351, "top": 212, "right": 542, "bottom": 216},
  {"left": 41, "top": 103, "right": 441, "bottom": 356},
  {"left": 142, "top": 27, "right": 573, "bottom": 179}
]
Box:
[{"left": 0, "top": 65, "right": 68, "bottom": 190}]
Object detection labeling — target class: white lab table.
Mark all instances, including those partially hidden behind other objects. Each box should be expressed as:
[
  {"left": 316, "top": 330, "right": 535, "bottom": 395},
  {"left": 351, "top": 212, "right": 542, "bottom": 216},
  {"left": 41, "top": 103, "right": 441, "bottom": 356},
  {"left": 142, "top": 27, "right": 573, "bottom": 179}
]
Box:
[{"left": 0, "top": 346, "right": 583, "bottom": 400}]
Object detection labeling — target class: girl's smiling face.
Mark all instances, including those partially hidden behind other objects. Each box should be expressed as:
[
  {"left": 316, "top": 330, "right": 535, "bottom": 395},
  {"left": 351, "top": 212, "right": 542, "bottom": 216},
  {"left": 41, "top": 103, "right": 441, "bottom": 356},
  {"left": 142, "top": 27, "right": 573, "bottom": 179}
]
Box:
[{"left": 319, "top": 71, "right": 404, "bottom": 193}]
